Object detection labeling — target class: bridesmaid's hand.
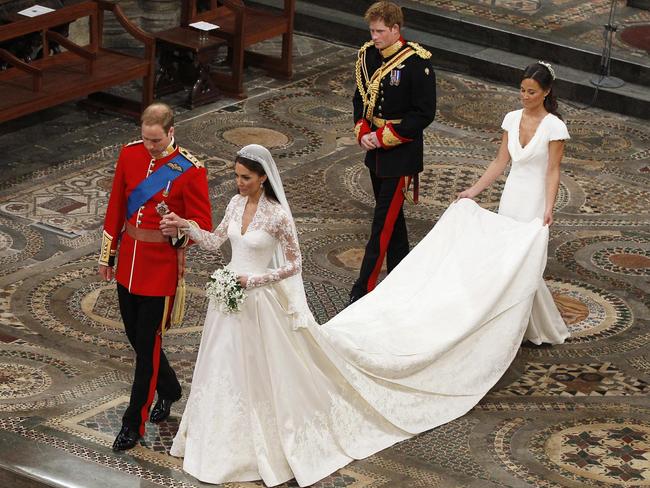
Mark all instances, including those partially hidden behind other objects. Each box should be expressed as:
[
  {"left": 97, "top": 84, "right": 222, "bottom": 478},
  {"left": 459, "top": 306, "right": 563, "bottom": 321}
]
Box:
[
  {"left": 456, "top": 188, "right": 477, "bottom": 201},
  {"left": 543, "top": 209, "right": 554, "bottom": 226},
  {"left": 160, "top": 212, "right": 188, "bottom": 236}
]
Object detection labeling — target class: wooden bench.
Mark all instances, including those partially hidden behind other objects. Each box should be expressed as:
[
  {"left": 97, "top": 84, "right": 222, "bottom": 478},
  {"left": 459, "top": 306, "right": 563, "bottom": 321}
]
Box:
[
  {"left": 0, "top": 0, "right": 155, "bottom": 124},
  {"left": 181, "top": 0, "right": 294, "bottom": 97}
]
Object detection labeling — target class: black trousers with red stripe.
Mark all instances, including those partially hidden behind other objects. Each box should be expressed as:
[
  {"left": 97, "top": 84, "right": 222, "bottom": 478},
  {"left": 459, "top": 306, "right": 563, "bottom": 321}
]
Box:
[
  {"left": 117, "top": 284, "right": 182, "bottom": 435},
  {"left": 351, "top": 171, "right": 410, "bottom": 298}
]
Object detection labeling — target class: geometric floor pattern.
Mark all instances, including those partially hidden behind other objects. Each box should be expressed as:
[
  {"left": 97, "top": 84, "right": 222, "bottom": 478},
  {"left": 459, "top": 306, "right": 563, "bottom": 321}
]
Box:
[{"left": 0, "top": 33, "right": 649, "bottom": 487}]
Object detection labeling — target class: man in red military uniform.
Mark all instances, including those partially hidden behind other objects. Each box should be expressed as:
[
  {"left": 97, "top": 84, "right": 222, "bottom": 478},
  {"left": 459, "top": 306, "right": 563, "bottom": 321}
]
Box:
[
  {"left": 98, "top": 102, "right": 212, "bottom": 451},
  {"left": 349, "top": 1, "right": 436, "bottom": 304}
]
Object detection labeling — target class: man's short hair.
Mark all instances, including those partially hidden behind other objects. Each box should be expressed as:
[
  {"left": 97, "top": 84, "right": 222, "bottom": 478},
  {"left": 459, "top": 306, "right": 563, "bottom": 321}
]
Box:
[
  {"left": 141, "top": 102, "right": 174, "bottom": 132},
  {"left": 364, "top": 1, "right": 404, "bottom": 29}
]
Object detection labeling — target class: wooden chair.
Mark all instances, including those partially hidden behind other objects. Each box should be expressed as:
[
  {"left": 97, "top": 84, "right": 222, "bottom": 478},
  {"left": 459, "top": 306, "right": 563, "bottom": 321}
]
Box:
[{"left": 181, "top": 0, "right": 294, "bottom": 97}]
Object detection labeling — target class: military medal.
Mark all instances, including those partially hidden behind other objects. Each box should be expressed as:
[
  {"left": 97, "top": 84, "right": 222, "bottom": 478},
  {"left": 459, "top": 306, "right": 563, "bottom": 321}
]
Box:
[{"left": 390, "top": 69, "right": 401, "bottom": 86}]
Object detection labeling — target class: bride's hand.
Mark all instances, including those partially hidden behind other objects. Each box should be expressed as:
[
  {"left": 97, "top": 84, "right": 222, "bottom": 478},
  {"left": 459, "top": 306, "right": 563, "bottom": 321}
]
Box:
[
  {"left": 160, "top": 212, "right": 188, "bottom": 236},
  {"left": 237, "top": 275, "right": 248, "bottom": 289}
]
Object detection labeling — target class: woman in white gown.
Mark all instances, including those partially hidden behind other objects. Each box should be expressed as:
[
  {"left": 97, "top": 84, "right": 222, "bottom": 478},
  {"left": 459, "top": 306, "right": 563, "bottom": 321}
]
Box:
[
  {"left": 458, "top": 61, "right": 570, "bottom": 345},
  {"left": 161, "top": 60, "right": 569, "bottom": 487}
]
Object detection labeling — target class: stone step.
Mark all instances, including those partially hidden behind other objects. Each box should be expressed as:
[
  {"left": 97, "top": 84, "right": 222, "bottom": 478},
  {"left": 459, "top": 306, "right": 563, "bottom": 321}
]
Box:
[
  {"left": 252, "top": 0, "right": 650, "bottom": 119},
  {"left": 0, "top": 429, "right": 149, "bottom": 488},
  {"left": 291, "top": 0, "right": 650, "bottom": 87}
]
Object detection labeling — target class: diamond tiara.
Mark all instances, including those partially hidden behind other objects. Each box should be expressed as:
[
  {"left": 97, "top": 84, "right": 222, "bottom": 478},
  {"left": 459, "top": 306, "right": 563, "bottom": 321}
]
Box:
[{"left": 537, "top": 60, "right": 556, "bottom": 80}]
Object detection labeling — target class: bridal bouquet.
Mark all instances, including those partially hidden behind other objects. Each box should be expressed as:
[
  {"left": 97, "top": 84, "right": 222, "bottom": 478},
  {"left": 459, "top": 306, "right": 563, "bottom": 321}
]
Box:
[{"left": 205, "top": 268, "right": 246, "bottom": 313}]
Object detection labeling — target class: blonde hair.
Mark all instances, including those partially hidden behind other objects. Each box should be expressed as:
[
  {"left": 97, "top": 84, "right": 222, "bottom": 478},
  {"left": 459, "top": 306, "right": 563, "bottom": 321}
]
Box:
[
  {"left": 141, "top": 102, "right": 174, "bottom": 132},
  {"left": 364, "top": 1, "right": 404, "bottom": 29}
]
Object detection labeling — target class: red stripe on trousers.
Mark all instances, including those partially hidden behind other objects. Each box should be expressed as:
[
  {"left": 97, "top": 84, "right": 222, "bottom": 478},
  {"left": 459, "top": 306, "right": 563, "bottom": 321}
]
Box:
[
  {"left": 137, "top": 297, "right": 172, "bottom": 436},
  {"left": 367, "top": 177, "right": 405, "bottom": 292}
]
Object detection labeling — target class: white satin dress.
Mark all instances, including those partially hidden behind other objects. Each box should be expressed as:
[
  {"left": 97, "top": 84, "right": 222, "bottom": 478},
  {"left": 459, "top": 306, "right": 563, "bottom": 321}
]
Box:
[
  {"left": 498, "top": 109, "right": 571, "bottom": 345},
  {"left": 170, "top": 187, "right": 562, "bottom": 486}
]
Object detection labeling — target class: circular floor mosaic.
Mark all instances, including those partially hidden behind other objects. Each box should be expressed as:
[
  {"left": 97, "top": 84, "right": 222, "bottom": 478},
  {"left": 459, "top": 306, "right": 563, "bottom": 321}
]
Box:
[
  {"left": 547, "top": 279, "right": 634, "bottom": 342},
  {"left": 301, "top": 232, "right": 370, "bottom": 284},
  {"left": 538, "top": 420, "right": 650, "bottom": 486},
  {"left": 0, "top": 362, "right": 52, "bottom": 399},
  {"left": 222, "top": 127, "right": 289, "bottom": 148},
  {"left": 564, "top": 119, "right": 650, "bottom": 162},
  {"left": 21, "top": 262, "right": 206, "bottom": 354},
  {"left": 73, "top": 282, "right": 210, "bottom": 335},
  {"left": 592, "top": 247, "right": 650, "bottom": 277}
]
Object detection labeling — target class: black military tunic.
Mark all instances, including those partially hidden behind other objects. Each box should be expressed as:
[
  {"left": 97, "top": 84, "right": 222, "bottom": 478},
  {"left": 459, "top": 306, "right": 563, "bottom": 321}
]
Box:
[
  {"left": 350, "top": 38, "right": 436, "bottom": 300},
  {"left": 353, "top": 39, "right": 436, "bottom": 178}
]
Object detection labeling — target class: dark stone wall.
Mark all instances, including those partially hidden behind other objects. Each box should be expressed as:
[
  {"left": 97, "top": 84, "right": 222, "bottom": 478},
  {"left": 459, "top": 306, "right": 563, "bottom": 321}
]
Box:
[
  {"left": 628, "top": 0, "right": 650, "bottom": 10},
  {"left": 103, "top": 0, "right": 180, "bottom": 50}
]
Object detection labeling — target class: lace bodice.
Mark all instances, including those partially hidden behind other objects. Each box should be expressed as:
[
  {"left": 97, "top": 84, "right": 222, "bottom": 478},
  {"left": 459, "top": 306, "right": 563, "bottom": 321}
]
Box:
[{"left": 187, "top": 194, "right": 302, "bottom": 288}]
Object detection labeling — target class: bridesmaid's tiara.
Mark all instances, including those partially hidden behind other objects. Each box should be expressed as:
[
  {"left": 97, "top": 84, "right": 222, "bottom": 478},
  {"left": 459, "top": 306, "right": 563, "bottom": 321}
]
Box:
[{"left": 537, "top": 61, "right": 556, "bottom": 80}]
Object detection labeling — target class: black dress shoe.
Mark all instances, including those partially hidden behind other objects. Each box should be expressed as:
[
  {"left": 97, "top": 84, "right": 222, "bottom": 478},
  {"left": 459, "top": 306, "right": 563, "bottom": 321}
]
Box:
[
  {"left": 149, "top": 398, "right": 174, "bottom": 423},
  {"left": 347, "top": 292, "right": 364, "bottom": 307},
  {"left": 112, "top": 425, "right": 140, "bottom": 451}
]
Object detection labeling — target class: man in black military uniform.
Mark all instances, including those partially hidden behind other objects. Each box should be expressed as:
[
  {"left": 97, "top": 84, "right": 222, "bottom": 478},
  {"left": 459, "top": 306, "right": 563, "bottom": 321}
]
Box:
[{"left": 349, "top": 1, "right": 436, "bottom": 304}]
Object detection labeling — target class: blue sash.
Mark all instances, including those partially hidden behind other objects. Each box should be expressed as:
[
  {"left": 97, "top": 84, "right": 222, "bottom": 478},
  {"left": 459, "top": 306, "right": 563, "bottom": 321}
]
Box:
[{"left": 126, "top": 153, "right": 193, "bottom": 220}]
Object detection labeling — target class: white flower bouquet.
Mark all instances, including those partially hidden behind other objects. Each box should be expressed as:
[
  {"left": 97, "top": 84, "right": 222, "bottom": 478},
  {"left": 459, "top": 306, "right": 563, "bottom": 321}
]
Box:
[{"left": 205, "top": 268, "right": 246, "bottom": 313}]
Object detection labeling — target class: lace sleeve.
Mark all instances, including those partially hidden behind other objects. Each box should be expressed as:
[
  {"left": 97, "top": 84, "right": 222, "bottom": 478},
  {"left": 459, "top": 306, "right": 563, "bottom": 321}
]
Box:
[
  {"left": 246, "top": 209, "right": 302, "bottom": 288},
  {"left": 186, "top": 196, "right": 237, "bottom": 251}
]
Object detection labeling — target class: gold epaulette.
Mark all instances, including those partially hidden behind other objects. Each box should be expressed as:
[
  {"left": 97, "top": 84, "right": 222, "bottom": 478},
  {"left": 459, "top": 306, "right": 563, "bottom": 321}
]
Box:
[
  {"left": 407, "top": 42, "right": 432, "bottom": 59},
  {"left": 125, "top": 139, "right": 143, "bottom": 147},
  {"left": 179, "top": 147, "right": 204, "bottom": 168}
]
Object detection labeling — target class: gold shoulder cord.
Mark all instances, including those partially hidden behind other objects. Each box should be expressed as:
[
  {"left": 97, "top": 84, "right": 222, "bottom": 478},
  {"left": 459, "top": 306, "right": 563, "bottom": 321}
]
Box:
[
  {"left": 407, "top": 42, "right": 432, "bottom": 59},
  {"left": 364, "top": 47, "right": 418, "bottom": 120},
  {"left": 355, "top": 41, "right": 374, "bottom": 108}
]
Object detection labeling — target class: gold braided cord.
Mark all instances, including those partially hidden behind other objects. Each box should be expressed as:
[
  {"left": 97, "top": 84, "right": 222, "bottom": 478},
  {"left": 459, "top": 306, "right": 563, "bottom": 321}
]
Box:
[
  {"left": 355, "top": 41, "right": 374, "bottom": 108},
  {"left": 407, "top": 42, "right": 432, "bottom": 59},
  {"left": 363, "top": 47, "right": 417, "bottom": 120}
]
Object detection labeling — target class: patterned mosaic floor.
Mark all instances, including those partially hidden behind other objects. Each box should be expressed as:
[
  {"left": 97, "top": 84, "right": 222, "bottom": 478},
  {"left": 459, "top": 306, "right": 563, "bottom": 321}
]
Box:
[
  {"left": 412, "top": 0, "right": 650, "bottom": 63},
  {"left": 0, "top": 35, "right": 649, "bottom": 487}
]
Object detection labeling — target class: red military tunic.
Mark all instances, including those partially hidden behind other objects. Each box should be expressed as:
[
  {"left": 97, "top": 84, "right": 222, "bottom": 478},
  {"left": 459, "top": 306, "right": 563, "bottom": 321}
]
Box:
[{"left": 99, "top": 140, "right": 212, "bottom": 296}]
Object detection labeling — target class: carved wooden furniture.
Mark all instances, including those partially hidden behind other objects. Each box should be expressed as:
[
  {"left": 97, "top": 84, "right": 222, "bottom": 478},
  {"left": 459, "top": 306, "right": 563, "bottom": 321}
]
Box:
[
  {"left": 155, "top": 26, "right": 226, "bottom": 108},
  {"left": 0, "top": 0, "right": 155, "bottom": 123},
  {"left": 181, "top": 0, "right": 294, "bottom": 97}
]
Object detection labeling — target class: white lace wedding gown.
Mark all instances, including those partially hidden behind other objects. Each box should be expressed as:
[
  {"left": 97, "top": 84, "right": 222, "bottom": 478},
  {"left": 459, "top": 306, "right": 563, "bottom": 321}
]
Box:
[
  {"left": 498, "top": 109, "right": 571, "bottom": 345},
  {"left": 171, "top": 178, "right": 564, "bottom": 486}
]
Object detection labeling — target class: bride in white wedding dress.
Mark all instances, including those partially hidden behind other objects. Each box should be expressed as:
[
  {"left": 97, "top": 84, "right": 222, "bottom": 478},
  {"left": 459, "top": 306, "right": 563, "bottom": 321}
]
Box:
[{"left": 159, "top": 61, "right": 569, "bottom": 488}]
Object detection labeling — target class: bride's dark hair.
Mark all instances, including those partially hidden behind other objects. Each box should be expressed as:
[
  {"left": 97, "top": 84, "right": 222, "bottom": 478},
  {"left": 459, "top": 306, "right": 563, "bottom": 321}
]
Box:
[
  {"left": 235, "top": 155, "right": 279, "bottom": 202},
  {"left": 522, "top": 62, "right": 562, "bottom": 120}
]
